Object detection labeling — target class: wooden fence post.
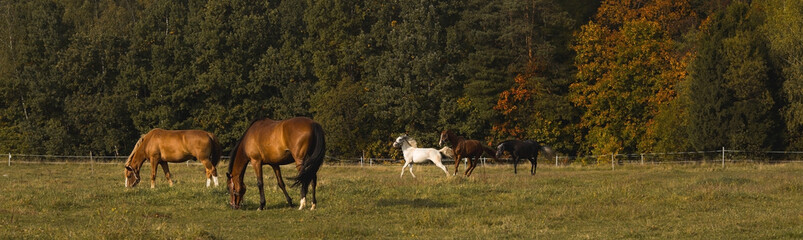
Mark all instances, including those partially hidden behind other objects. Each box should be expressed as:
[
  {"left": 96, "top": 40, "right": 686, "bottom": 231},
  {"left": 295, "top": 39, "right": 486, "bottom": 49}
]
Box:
[{"left": 611, "top": 154, "right": 615, "bottom": 170}]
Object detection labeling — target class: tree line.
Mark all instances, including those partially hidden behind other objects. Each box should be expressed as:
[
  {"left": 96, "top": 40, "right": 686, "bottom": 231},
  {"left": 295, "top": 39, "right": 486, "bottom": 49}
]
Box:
[{"left": 1, "top": 0, "right": 802, "bottom": 161}]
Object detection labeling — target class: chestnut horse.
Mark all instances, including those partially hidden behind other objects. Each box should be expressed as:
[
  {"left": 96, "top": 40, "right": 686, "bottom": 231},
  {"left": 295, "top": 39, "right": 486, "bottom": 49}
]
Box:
[
  {"left": 439, "top": 130, "right": 497, "bottom": 177},
  {"left": 124, "top": 129, "right": 221, "bottom": 188},
  {"left": 227, "top": 117, "right": 325, "bottom": 210}
]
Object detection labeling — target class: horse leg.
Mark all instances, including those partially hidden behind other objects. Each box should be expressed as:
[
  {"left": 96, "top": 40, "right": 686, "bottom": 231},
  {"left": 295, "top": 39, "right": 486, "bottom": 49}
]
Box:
[
  {"left": 159, "top": 161, "right": 173, "bottom": 187},
  {"left": 150, "top": 157, "right": 159, "bottom": 188},
  {"left": 409, "top": 163, "right": 416, "bottom": 178},
  {"left": 200, "top": 158, "right": 218, "bottom": 187},
  {"left": 310, "top": 175, "right": 318, "bottom": 210},
  {"left": 433, "top": 159, "right": 449, "bottom": 177},
  {"left": 464, "top": 157, "right": 473, "bottom": 177},
  {"left": 468, "top": 156, "right": 480, "bottom": 177},
  {"left": 400, "top": 161, "right": 410, "bottom": 178},
  {"left": 513, "top": 155, "right": 519, "bottom": 174},
  {"left": 271, "top": 165, "right": 294, "bottom": 207},
  {"left": 532, "top": 151, "right": 539, "bottom": 175},
  {"left": 453, "top": 154, "right": 462, "bottom": 176},
  {"left": 251, "top": 160, "right": 266, "bottom": 210},
  {"left": 299, "top": 178, "right": 310, "bottom": 210}
]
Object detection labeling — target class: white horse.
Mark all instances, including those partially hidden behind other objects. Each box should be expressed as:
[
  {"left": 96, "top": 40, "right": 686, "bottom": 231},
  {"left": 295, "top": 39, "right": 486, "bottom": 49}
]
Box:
[{"left": 393, "top": 134, "right": 454, "bottom": 178}]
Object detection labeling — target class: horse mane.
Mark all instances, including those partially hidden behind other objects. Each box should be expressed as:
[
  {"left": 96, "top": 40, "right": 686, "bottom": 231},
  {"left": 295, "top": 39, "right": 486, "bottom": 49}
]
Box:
[
  {"left": 228, "top": 118, "right": 262, "bottom": 176},
  {"left": 498, "top": 139, "right": 519, "bottom": 146},
  {"left": 445, "top": 130, "right": 465, "bottom": 143},
  {"left": 406, "top": 137, "right": 418, "bottom": 148},
  {"left": 125, "top": 134, "right": 146, "bottom": 166}
]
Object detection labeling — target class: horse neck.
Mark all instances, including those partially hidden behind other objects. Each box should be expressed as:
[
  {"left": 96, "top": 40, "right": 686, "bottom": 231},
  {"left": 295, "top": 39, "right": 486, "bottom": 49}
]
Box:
[
  {"left": 449, "top": 133, "right": 464, "bottom": 145},
  {"left": 500, "top": 141, "right": 515, "bottom": 152},
  {"left": 126, "top": 137, "right": 148, "bottom": 169},
  {"left": 229, "top": 147, "right": 249, "bottom": 182},
  {"left": 399, "top": 141, "right": 415, "bottom": 154}
]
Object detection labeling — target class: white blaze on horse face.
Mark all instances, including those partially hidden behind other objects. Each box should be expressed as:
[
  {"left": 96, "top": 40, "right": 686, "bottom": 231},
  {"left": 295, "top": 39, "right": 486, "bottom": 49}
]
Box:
[
  {"left": 298, "top": 197, "right": 306, "bottom": 210},
  {"left": 125, "top": 178, "right": 128, "bottom": 187}
]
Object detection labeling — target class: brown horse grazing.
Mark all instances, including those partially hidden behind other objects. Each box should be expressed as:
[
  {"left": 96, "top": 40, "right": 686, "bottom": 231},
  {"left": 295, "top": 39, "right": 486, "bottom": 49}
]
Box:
[
  {"left": 227, "top": 117, "right": 326, "bottom": 211},
  {"left": 124, "top": 129, "right": 222, "bottom": 188},
  {"left": 439, "top": 130, "right": 497, "bottom": 177}
]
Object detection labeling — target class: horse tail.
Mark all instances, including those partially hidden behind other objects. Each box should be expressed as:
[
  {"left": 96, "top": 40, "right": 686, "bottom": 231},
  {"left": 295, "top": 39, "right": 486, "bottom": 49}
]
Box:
[
  {"left": 541, "top": 145, "right": 555, "bottom": 157},
  {"left": 207, "top": 132, "right": 222, "bottom": 167},
  {"left": 482, "top": 145, "right": 498, "bottom": 161},
  {"left": 439, "top": 147, "right": 455, "bottom": 159},
  {"left": 293, "top": 122, "right": 326, "bottom": 187}
]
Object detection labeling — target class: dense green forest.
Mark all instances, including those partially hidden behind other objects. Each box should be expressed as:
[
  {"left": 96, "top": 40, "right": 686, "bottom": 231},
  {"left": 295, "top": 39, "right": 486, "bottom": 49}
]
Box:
[{"left": 2, "top": 0, "right": 802, "bottom": 159}]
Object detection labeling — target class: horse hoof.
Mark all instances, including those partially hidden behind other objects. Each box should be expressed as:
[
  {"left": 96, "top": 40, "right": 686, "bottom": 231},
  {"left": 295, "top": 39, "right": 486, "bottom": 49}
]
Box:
[{"left": 310, "top": 204, "right": 316, "bottom": 210}]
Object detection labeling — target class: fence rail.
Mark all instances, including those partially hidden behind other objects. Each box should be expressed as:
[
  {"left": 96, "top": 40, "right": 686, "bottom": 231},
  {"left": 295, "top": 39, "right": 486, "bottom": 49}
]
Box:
[{"left": 7, "top": 148, "right": 803, "bottom": 168}]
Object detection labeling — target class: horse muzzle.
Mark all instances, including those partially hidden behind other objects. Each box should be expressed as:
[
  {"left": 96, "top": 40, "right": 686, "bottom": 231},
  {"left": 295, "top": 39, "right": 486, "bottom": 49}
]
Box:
[{"left": 125, "top": 177, "right": 140, "bottom": 188}]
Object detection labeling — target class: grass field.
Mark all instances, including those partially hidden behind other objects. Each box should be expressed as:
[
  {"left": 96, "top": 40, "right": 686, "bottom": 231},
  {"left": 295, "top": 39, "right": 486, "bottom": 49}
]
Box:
[{"left": 1, "top": 161, "right": 801, "bottom": 239}]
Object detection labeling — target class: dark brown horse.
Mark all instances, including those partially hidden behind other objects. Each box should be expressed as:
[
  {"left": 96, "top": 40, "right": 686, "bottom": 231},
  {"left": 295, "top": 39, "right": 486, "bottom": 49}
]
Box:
[
  {"left": 124, "top": 129, "right": 222, "bottom": 188},
  {"left": 495, "top": 140, "right": 554, "bottom": 175},
  {"left": 227, "top": 117, "right": 325, "bottom": 210},
  {"left": 439, "top": 130, "right": 497, "bottom": 177}
]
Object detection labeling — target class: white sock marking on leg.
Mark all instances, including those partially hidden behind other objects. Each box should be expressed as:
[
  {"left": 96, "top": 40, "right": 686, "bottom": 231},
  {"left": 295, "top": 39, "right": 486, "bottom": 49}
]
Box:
[
  {"left": 213, "top": 176, "right": 219, "bottom": 186},
  {"left": 298, "top": 197, "right": 306, "bottom": 210},
  {"left": 206, "top": 178, "right": 211, "bottom": 187}
]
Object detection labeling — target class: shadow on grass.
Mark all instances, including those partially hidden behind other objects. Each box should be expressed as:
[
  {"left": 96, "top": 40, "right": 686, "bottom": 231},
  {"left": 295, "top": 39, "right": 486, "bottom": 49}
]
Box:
[
  {"left": 376, "top": 198, "right": 454, "bottom": 208},
  {"left": 233, "top": 201, "right": 295, "bottom": 211}
]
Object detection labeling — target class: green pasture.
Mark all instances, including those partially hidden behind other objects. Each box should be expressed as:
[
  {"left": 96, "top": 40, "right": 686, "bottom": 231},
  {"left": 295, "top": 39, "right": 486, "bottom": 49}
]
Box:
[{"left": 1, "top": 162, "right": 801, "bottom": 239}]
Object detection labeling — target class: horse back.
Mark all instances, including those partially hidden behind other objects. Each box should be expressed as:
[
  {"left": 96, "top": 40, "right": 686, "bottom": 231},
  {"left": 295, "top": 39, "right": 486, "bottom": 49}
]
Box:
[
  {"left": 145, "top": 129, "right": 215, "bottom": 162},
  {"left": 457, "top": 139, "right": 487, "bottom": 156}
]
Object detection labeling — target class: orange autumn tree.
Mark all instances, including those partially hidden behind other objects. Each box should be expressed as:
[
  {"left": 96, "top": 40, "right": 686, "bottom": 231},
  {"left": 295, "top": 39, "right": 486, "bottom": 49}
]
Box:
[
  {"left": 494, "top": 74, "right": 532, "bottom": 138},
  {"left": 570, "top": 0, "right": 694, "bottom": 158},
  {"left": 493, "top": 60, "right": 578, "bottom": 153}
]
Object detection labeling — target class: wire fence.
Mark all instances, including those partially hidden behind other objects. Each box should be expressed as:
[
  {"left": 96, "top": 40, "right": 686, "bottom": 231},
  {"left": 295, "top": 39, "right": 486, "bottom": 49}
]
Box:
[{"left": 6, "top": 148, "right": 803, "bottom": 168}]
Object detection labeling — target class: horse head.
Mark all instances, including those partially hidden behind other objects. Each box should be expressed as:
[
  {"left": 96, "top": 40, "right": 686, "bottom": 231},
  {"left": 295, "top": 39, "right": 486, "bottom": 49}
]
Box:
[
  {"left": 439, "top": 130, "right": 453, "bottom": 147},
  {"left": 495, "top": 143, "right": 506, "bottom": 158},
  {"left": 226, "top": 172, "right": 246, "bottom": 209},
  {"left": 393, "top": 134, "right": 408, "bottom": 149},
  {"left": 124, "top": 165, "right": 141, "bottom": 188}
]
